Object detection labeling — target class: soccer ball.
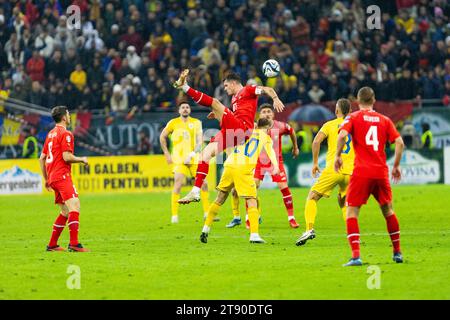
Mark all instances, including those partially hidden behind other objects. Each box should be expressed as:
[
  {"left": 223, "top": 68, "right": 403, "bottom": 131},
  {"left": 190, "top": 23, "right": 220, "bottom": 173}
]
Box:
[{"left": 262, "top": 59, "right": 280, "bottom": 78}]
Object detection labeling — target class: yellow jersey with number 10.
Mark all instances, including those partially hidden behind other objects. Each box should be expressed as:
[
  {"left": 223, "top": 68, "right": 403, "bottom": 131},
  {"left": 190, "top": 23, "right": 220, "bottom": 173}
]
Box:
[
  {"left": 320, "top": 117, "right": 355, "bottom": 175},
  {"left": 225, "top": 129, "right": 278, "bottom": 174},
  {"left": 164, "top": 117, "right": 202, "bottom": 165}
]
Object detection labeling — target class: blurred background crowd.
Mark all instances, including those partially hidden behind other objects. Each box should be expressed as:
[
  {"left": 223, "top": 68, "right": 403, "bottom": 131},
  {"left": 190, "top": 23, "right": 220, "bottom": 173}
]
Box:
[{"left": 0, "top": 0, "right": 449, "bottom": 118}]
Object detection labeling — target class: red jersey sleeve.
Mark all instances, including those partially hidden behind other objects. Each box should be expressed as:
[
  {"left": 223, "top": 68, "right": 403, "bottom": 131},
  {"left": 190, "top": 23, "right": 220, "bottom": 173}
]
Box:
[
  {"left": 386, "top": 118, "right": 401, "bottom": 143},
  {"left": 340, "top": 114, "right": 354, "bottom": 135},
  {"left": 283, "top": 123, "right": 294, "bottom": 136},
  {"left": 61, "top": 131, "right": 74, "bottom": 153},
  {"left": 244, "top": 85, "right": 259, "bottom": 97}
]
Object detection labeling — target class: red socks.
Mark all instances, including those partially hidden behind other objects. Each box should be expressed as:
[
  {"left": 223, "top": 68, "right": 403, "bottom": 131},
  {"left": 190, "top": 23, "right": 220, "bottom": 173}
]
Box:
[
  {"left": 48, "top": 213, "right": 68, "bottom": 247},
  {"left": 386, "top": 213, "right": 401, "bottom": 253},
  {"left": 186, "top": 87, "right": 213, "bottom": 107},
  {"left": 280, "top": 187, "right": 294, "bottom": 217},
  {"left": 68, "top": 211, "right": 80, "bottom": 246},
  {"left": 346, "top": 217, "right": 360, "bottom": 259},
  {"left": 194, "top": 161, "right": 209, "bottom": 188}
]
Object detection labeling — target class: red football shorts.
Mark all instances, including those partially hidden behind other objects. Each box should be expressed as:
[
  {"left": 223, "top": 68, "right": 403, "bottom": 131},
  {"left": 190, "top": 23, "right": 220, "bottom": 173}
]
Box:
[
  {"left": 254, "top": 161, "right": 288, "bottom": 183},
  {"left": 210, "top": 108, "right": 252, "bottom": 152},
  {"left": 50, "top": 175, "right": 78, "bottom": 204},
  {"left": 346, "top": 175, "right": 392, "bottom": 207}
]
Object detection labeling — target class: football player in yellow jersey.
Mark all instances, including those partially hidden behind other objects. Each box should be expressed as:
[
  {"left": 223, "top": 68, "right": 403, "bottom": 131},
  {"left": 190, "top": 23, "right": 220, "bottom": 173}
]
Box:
[
  {"left": 296, "top": 98, "right": 355, "bottom": 246},
  {"left": 200, "top": 118, "right": 279, "bottom": 244},
  {"left": 159, "top": 102, "right": 210, "bottom": 223}
]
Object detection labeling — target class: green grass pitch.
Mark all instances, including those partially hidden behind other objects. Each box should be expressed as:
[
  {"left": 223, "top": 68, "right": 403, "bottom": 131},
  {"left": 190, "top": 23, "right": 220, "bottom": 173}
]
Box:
[{"left": 1, "top": 185, "right": 449, "bottom": 300}]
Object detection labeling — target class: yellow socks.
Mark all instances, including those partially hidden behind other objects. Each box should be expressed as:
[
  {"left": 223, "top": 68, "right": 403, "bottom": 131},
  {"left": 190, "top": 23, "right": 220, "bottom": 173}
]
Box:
[
  {"left": 171, "top": 193, "right": 180, "bottom": 216},
  {"left": 231, "top": 193, "right": 240, "bottom": 217},
  {"left": 342, "top": 206, "right": 347, "bottom": 221},
  {"left": 248, "top": 206, "right": 259, "bottom": 233},
  {"left": 200, "top": 190, "right": 210, "bottom": 214},
  {"left": 204, "top": 202, "right": 221, "bottom": 228},
  {"left": 304, "top": 199, "right": 317, "bottom": 231}
]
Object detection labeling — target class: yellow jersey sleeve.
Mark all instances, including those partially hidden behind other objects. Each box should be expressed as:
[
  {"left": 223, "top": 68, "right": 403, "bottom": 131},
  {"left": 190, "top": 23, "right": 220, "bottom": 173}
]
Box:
[
  {"left": 165, "top": 119, "right": 175, "bottom": 134},
  {"left": 319, "top": 122, "right": 330, "bottom": 137}
]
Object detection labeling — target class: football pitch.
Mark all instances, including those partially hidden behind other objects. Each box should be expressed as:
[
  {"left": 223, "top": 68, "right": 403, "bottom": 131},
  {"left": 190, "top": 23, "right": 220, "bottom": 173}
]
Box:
[{"left": 1, "top": 185, "right": 449, "bottom": 300}]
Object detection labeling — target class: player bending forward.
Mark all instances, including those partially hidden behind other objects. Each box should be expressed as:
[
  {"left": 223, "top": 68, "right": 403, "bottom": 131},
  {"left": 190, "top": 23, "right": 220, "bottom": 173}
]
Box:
[
  {"left": 227, "top": 103, "right": 300, "bottom": 229},
  {"left": 39, "top": 106, "right": 89, "bottom": 252},
  {"left": 173, "top": 70, "right": 284, "bottom": 204},
  {"left": 335, "top": 87, "right": 404, "bottom": 266},
  {"left": 159, "top": 102, "right": 211, "bottom": 223},
  {"left": 296, "top": 98, "right": 354, "bottom": 245},
  {"left": 200, "top": 118, "right": 279, "bottom": 244}
]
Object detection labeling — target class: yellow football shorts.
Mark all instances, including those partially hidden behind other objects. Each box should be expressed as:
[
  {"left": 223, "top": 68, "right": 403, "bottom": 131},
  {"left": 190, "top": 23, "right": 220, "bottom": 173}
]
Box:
[
  {"left": 173, "top": 163, "right": 197, "bottom": 178},
  {"left": 216, "top": 167, "right": 257, "bottom": 198},
  {"left": 311, "top": 170, "right": 351, "bottom": 198}
]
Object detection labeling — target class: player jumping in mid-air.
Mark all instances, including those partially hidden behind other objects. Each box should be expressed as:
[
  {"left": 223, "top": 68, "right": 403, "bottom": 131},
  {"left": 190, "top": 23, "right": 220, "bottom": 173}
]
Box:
[
  {"left": 200, "top": 118, "right": 279, "bottom": 244},
  {"left": 39, "top": 106, "right": 90, "bottom": 252},
  {"left": 335, "top": 87, "right": 405, "bottom": 266},
  {"left": 296, "top": 98, "right": 354, "bottom": 246},
  {"left": 173, "top": 69, "right": 285, "bottom": 204},
  {"left": 159, "top": 102, "right": 211, "bottom": 223},
  {"left": 227, "top": 103, "right": 301, "bottom": 229}
]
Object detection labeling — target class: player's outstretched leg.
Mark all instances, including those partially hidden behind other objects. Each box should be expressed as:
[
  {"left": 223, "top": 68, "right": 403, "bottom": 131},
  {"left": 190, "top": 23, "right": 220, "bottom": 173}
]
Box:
[{"left": 173, "top": 69, "right": 214, "bottom": 108}]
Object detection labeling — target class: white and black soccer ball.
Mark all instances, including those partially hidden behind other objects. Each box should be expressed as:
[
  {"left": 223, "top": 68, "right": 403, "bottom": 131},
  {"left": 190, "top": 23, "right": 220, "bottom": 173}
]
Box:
[{"left": 262, "top": 59, "right": 280, "bottom": 78}]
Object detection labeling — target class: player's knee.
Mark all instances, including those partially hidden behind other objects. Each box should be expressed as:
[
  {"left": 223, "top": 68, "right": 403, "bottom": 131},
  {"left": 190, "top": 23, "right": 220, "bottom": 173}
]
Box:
[
  {"left": 380, "top": 203, "right": 393, "bottom": 216},
  {"left": 66, "top": 198, "right": 80, "bottom": 212},
  {"left": 308, "top": 191, "right": 321, "bottom": 201},
  {"left": 246, "top": 198, "right": 257, "bottom": 208}
]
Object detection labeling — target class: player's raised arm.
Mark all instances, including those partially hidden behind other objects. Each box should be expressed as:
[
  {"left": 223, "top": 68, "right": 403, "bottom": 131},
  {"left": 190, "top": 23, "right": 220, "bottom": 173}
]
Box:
[
  {"left": 159, "top": 124, "right": 172, "bottom": 164},
  {"left": 334, "top": 129, "right": 348, "bottom": 172},
  {"left": 257, "top": 86, "right": 285, "bottom": 113},
  {"left": 312, "top": 131, "right": 327, "bottom": 176},
  {"left": 62, "top": 151, "right": 88, "bottom": 165}
]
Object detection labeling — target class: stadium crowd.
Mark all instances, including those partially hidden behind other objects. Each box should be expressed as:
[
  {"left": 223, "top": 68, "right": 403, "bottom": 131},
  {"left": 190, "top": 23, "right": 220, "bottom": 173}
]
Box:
[{"left": 0, "top": 0, "right": 450, "bottom": 118}]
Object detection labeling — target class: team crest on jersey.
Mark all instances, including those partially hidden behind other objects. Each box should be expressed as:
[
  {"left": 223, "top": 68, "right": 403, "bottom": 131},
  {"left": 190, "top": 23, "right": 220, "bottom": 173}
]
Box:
[
  {"left": 66, "top": 135, "right": 71, "bottom": 143},
  {"left": 188, "top": 123, "right": 194, "bottom": 129}
]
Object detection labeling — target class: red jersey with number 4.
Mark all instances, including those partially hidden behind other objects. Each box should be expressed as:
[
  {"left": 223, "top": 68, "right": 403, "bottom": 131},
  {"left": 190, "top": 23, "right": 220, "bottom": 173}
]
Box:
[
  {"left": 42, "top": 125, "right": 75, "bottom": 184},
  {"left": 231, "top": 85, "right": 261, "bottom": 129},
  {"left": 258, "top": 120, "right": 294, "bottom": 166},
  {"left": 341, "top": 109, "right": 400, "bottom": 179}
]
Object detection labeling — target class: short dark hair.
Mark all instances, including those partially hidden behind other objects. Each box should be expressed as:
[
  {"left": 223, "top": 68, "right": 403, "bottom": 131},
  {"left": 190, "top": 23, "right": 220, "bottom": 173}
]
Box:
[
  {"left": 223, "top": 72, "right": 241, "bottom": 83},
  {"left": 259, "top": 103, "right": 274, "bottom": 112},
  {"left": 357, "top": 87, "right": 375, "bottom": 105},
  {"left": 51, "top": 106, "right": 68, "bottom": 123},
  {"left": 178, "top": 101, "right": 190, "bottom": 109},
  {"left": 337, "top": 98, "right": 351, "bottom": 116},
  {"left": 257, "top": 118, "right": 271, "bottom": 128}
]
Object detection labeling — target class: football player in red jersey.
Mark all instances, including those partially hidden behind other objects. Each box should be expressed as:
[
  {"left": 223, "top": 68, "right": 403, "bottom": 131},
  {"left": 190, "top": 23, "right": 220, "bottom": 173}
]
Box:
[
  {"left": 335, "top": 87, "right": 405, "bottom": 266},
  {"left": 227, "top": 103, "right": 300, "bottom": 229},
  {"left": 39, "top": 106, "right": 90, "bottom": 252},
  {"left": 173, "top": 69, "right": 285, "bottom": 204}
]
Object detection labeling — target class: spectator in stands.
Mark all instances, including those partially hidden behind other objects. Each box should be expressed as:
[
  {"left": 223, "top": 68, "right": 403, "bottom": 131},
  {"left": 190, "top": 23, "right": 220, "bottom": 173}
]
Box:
[
  {"left": 126, "top": 45, "right": 142, "bottom": 73},
  {"left": 27, "top": 81, "right": 45, "bottom": 106},
  {"left": 34, "top": 28, "right": 54, "bottom": 58},
  {"left": 110, "top": 84, "right": 128, "bottom": 113},
  {"left": 26, "top": 50, "right": 45, "bottom": 82},
  {"left": 136, "top": 129, "right": 152, "bottom": 155},
  {"left": 396, "top": 69, "right": 418, "bottom": 100},
  {"left": 21, "top": 127, "right": 38, "bottom": 159},
  {"left": 70, "top": 64, "right": 88, "bottom": 92}
]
